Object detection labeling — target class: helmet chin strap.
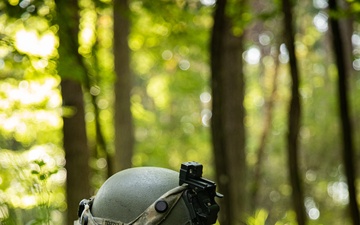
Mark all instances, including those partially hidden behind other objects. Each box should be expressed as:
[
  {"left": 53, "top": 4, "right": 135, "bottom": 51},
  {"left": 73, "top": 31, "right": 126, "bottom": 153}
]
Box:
[{"left": 76, "top": 185, "right": 188, "bottom": 225}]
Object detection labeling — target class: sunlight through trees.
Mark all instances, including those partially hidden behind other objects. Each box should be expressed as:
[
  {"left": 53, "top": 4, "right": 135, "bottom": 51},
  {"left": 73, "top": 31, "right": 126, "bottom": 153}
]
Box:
[{"left": 1, "top": 0, "right": 360, "bottom": 224}]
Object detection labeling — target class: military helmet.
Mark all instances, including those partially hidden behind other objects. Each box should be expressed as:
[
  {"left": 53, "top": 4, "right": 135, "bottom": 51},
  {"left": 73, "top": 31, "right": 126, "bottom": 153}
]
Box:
[{"left": 75, "top": 162, "right": 222, "bottom": 225}]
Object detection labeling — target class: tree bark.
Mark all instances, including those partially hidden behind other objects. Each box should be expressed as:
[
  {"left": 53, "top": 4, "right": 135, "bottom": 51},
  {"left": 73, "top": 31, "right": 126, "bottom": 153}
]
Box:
[
  {"left": 281, "top": 0, "right": 307, "bottom": 224},
  {"left": 328, "top": 0, "right": 360, "bottom": 224},
  {"left": 210, "top": 0, "right": 246, "bottom": 224},
  {"left": 113, "top": 0, "right": 134, "bottom": 172},
  {"left": 55, "top": 0, "right": 91, "bottom": 224},
  {"left": 61, "top": 80, "right": 90, "bottom": 225}
]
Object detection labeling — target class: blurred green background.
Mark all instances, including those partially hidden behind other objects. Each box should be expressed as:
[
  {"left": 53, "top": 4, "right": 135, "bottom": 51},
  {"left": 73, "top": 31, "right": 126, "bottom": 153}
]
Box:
[{"left": 1, "top": 0, "right": 360, "bottom": 224}]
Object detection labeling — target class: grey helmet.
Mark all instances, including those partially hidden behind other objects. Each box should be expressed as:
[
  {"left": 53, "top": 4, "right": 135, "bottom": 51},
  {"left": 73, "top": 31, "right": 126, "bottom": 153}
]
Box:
[{"left": 76, "top": 162, "right": 222, "bottom": 225}]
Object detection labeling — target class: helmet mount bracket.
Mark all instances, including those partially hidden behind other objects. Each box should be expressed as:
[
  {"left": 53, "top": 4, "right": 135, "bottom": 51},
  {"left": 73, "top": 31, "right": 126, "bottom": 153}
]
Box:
[{"left": 179, "top": 162, "right": 223, "bottom": 225}]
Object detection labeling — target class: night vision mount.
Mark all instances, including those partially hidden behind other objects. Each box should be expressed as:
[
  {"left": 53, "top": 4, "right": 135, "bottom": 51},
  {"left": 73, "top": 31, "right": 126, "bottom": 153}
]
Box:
[{"left": 179, "top": 162, "right": 223, "bottom": 225}]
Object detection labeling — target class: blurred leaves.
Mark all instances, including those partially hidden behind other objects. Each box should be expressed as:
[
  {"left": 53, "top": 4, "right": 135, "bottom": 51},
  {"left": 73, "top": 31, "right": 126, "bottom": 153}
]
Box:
[
  {"left": 247, "top": 209, "right": 269, "bottom": 225},
  {"left": 0, "top": 0, "right": 360, "bottom": 224}
]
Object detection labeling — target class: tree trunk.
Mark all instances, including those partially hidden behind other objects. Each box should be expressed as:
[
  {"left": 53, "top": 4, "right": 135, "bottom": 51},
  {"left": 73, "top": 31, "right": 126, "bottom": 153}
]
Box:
[
  {"left": 55, "top": 0, "right": 91, "bottom": 224},
  {"left": 281, "top": 0, "right": 307, "bottom": 224},
  {"left": 210, "top": 0, "right": 246, "bottom": 224},
  {"left": 113, "top": 0, "right": 134, "bottom": 172},
  {"left": 338, "top": 0, "right": 354, "bottom": 77},
  {"left": 90, "top": 18, "right": 114, "bottom": 177},
  {"left": 328, "top": 0, "right": 360, "bottom": 224},
  {"left": 60, "top": 80, "right": 90, "bottom": 225},
  {"left": 251, "top": 45, "right": 280, "bottom": 211}
]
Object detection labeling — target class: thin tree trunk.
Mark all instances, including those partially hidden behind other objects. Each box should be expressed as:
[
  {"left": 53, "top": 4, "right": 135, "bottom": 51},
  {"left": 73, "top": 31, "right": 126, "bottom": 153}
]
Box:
[
  {"left": 113, "top": 0, "right": 134, "bottom": 172},
  {"left": 210, "top": 0, "right": 246, "bottom": 224},
  {"left": 251, "top": 46, "right": 280, "bottom": 211},
  {"left": 328, "top": 0, "right": 360, "bottom": 224},
  {"left": 281, "top": 0, "right": 307, "bottom": 224},
  {"left": 84, "top": 78, "right": 114, "bottom": 177},
  {"left": 82, "top": 65, "right": 113, "bottom": 177},
  {"left": 338, "top": 0, "right": 354, "bottom": 77},
  {"left": 93, "top": 17, "right": 114, "bottom": 177}
]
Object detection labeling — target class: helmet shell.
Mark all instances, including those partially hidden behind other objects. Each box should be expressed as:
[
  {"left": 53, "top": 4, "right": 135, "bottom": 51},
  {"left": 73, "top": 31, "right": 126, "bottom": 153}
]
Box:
[{"left": 91, "top": 167, "right": 191, "bottom": 224}]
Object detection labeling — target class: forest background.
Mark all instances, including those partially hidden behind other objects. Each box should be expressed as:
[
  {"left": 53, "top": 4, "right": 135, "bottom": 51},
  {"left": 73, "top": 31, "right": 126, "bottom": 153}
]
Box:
[{"left": 0, "top": 0, "right": 360, "bottom": 224}]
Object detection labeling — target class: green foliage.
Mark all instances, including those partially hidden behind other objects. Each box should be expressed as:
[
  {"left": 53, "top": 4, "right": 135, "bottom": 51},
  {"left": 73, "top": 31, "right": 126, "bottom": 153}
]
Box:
[
  {"left": 1, "top": 0, "right": 360, "bottom": 224},
  {"left": 126, "top": 0, "right": 215, "bottom": 172},
  {"left": 1, "top": 2, "right": 64, "bottom": 223},
  {"left": 246, "top": 209, "right": 269, "bottom": 225},
  {"left": 0, "top": 148, "right": 65, "bottom": 224}
]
